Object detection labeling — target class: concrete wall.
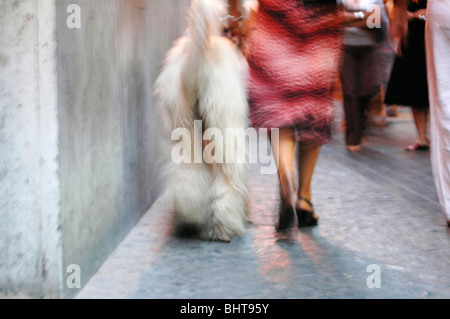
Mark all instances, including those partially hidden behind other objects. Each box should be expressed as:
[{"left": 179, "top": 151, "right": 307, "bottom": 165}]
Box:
[
  {"left": 0, "top": 0, "right": 190, "bottom": 298},
  {"left": 0, "top": 0, "right": 61, "bottom": 299}
]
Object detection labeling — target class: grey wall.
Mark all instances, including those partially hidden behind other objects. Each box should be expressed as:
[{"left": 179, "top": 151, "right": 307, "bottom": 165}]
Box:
[
  {"left": 0, "top": 0, "right": 61, "bottom": 298},
  {"left": 0, "top": 0, "right": 190, "bottom": 298}
]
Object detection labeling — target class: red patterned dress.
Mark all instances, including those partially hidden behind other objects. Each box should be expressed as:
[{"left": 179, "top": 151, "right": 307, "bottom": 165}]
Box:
[{"left": 248, "top": 0, "right": 343, "bottom": 146}]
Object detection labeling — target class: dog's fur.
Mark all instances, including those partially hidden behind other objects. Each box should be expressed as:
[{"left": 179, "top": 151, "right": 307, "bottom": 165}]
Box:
[{"left": 154, "top": 0, "right": 253, "bottom": 241}]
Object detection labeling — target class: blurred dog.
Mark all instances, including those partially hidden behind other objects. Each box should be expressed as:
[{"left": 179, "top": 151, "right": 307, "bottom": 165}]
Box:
[{"left": 154, "top": 0, "right": 256, "bottom": 241}]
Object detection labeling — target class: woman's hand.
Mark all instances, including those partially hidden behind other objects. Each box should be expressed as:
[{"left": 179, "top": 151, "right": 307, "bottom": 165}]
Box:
[
  {"left": 389, "top": 1, "right": 409, "bottom": 55},
  {"left": 226, "top": 0, "right": 258, "bottom": 58},
  {"left": 225, "top": 0, "right": 245, "bottom": 41},
  {"left": 413, "top": 8, "right": 427, "bottom": 20}
]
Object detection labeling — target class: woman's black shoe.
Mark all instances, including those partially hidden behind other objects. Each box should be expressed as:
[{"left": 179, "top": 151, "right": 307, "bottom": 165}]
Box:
[
  {"left": 296, "top": 196, "right": 319, "bottom": 228},
  {"left": 276, "top": 204, "right": 296, "bottom": 231}
]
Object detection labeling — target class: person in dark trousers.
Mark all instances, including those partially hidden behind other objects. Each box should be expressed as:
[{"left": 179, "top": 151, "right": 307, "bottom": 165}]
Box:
[{"left": 339, "top": 0, "right": 388, "bottom": 152}]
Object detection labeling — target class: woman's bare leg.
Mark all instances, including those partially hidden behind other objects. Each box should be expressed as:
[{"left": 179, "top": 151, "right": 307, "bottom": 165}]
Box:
[
  {"left": 296, "top": 145, "right": 321, "bottom": 211},
  {"left": 271, "top": 128, "right": 297, "bottom": 209},
  {"left": 412, "top": 108, "right": 429, "bottom": 145}
]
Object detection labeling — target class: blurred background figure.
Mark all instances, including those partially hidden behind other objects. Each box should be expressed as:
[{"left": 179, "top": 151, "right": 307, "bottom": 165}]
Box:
[
  {"left": 384, "top": 0, "right": 429, "bottom": 151},
  {"left": 425, "top": 0, "right": 450, "bottom": 227},
  {"left": 339, "top": 0, "right": 389, "bottom": 152},
  {"left": 389, "top": 0, "right": 450, "bottom": 227}
]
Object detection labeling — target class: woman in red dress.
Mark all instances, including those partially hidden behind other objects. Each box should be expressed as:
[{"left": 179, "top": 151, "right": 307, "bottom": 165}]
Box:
[{"left": 235, "top": 0, "right": 343, "bottom": 230}]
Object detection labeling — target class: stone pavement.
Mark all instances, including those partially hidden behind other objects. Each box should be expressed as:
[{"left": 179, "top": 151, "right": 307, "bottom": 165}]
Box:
[{"left": 77, "top": 105, "right": 450, "bottom": 299}]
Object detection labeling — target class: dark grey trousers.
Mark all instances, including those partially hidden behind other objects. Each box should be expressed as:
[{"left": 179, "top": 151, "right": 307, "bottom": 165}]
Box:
[{"left": 340, "top": 45, "right": 381, "bottom": 146}]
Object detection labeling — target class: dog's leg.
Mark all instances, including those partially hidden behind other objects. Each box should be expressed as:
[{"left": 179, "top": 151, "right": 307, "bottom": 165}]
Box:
[
  {"left": 169, "top": 162, "right": 212, "bottom": 233},
  {"left": 199, "top": 167, "right": 248, "bottom": 242}
]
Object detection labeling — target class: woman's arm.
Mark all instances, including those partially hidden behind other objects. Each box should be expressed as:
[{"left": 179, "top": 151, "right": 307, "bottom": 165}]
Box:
[
  {"left": 411, "top": 8, "right": 427, "bottom": 20},
  {"left": 343, "top": 5, "right": 387, "bottom": 29},
  {"left": 343, "top": 10, "right": 376, "bottom": 28},
  {"left": 390, "top": 0, "right": 409, "bottom": 45}
]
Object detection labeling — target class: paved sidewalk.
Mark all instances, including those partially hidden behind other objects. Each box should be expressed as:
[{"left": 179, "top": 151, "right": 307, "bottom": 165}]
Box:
[{"left": 78, "top": 106, "right": 450, "bottom": 299}]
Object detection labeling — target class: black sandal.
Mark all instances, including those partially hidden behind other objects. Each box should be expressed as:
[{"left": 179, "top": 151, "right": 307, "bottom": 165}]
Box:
[
  {"left": 296, "top": 196, "right": 319, "bottom": 228},
  {"left": 276, "top": 204, "right": 296, "bottom": 231}
]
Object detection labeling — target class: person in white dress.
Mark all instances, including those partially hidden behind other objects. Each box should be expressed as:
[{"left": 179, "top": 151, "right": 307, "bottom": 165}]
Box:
[{"left": 425, "top": 0, "right": 450, "bottom": 228}]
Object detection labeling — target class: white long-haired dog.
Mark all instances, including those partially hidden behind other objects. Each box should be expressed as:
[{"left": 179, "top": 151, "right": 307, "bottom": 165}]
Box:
[{"left": 154, "top": 0, "right": 255, "bottom": 241}]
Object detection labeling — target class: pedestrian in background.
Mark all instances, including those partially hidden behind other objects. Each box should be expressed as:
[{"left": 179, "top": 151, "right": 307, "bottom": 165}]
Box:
[
  {"left": 339, "top": 0, "right": 389, "bottom": 152},
  {"left": 384, "top": 0, "right": 429, "bottom": 151},
  {"left": 391, "top": 0, "right": 450, "bottom": 228}
]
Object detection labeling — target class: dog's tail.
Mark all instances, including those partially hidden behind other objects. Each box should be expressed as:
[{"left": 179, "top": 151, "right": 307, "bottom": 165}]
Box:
[{"left": 187, "top": 0, "right": 227, "bottom": 53}]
